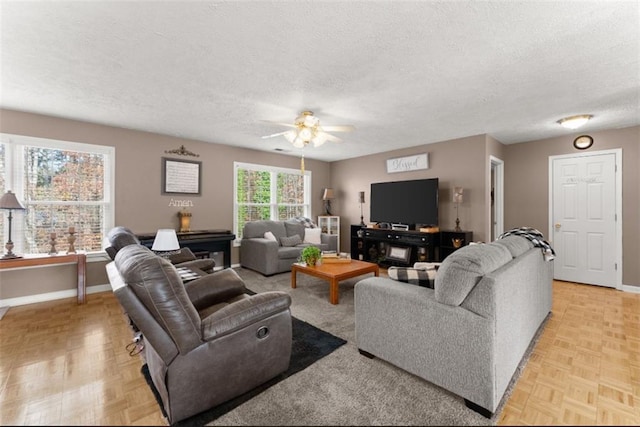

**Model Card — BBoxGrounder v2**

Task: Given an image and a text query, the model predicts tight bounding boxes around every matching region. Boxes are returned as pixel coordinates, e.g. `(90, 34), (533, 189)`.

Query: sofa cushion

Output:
(278, 246), (304, 260)
(494, 235), (533, 258)
(304, 228), (322, 244)
(243, 220), (287, 241)
(284, 220), (306, 239)
(280, 234), (302, 247)
(435, 243), (512, 306)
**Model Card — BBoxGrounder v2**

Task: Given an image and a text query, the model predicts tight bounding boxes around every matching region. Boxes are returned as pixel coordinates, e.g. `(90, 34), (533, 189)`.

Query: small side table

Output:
(0, 253), (87, 304)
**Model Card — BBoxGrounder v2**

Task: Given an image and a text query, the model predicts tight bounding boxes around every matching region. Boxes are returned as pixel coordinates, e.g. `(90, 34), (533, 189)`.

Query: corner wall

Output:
(503, 126), (639, 288)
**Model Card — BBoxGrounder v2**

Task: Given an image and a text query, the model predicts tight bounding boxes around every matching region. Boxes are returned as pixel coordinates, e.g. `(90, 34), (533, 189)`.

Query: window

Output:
(0, 134), (114, 255)
(234, 162), (311, 241)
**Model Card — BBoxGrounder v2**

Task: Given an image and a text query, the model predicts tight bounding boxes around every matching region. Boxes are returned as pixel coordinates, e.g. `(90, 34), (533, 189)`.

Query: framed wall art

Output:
(386, 245), (411, 263)
(162, 157), (202, 195)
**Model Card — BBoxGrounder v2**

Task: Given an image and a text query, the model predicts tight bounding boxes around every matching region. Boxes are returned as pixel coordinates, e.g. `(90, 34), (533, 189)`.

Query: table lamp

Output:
(453, 187), (464, 232)
(358, 191), (366, 226)
(0, 190), (26, 259)
(151, 228), (181, 257)
(322, 188), (335, 215)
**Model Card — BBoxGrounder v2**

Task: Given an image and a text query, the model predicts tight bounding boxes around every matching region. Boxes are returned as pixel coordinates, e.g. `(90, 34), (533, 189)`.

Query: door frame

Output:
(490, 156), (504, 240)
(548, 149), (623, 290)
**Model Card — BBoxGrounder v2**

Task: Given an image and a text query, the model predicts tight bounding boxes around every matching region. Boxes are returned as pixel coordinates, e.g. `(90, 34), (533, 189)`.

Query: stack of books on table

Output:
(321, 252), (352, 264)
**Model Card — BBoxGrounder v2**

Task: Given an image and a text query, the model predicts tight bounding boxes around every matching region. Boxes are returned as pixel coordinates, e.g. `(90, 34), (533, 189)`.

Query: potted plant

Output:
(301, 246), (321, 266)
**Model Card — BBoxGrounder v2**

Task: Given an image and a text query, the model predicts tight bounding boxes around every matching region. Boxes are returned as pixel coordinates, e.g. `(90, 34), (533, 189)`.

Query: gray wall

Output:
(1, 109), (637, 303)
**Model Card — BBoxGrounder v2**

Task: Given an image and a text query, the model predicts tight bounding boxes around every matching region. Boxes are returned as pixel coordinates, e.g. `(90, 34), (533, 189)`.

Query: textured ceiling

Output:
(1, 1), (638, 162)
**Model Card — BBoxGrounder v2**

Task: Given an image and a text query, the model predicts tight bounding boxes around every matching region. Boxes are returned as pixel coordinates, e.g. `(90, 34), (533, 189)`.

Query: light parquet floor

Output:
(0, 280), (638, 426)
(498, 281), (640, 426)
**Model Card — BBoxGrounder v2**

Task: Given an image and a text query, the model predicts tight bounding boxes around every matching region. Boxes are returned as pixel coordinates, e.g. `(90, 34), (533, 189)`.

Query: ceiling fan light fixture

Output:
(557, 114), (593, 129)
(299, 127), (312, 141)
(292, 137), (305, 148)
(312, 133), (328, 147)
(284, 130), (297, 143)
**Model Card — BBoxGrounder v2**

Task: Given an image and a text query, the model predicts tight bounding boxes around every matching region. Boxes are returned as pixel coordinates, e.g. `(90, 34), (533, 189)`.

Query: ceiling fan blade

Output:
(321, 125), (355, 132)
(260, 120), (297, 128)
(261, 131), (290, 139)
(322, 132), (343, 142)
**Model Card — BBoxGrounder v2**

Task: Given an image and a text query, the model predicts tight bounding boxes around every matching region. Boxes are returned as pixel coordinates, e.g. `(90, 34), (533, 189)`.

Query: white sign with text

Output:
(386, 153), (429, 173)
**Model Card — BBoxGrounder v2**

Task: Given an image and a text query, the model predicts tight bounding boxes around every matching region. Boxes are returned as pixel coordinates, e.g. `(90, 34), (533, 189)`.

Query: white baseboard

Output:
(0, 283), (112, 307)
(0, 265), (244, 307)
(622, 284), (640, 294)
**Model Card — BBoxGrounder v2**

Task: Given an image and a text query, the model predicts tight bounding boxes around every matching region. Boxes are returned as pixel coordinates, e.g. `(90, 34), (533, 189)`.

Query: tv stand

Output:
(350, 225), (438, 267)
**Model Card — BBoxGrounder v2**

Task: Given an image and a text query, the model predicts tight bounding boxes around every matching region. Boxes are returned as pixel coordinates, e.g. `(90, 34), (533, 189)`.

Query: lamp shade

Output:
(322, 188), (335, 200)
(358, 191), (365, 203)
(0, 190), (25, 210)
(151, 229), (180, 251)
(453, 187), (464, 203)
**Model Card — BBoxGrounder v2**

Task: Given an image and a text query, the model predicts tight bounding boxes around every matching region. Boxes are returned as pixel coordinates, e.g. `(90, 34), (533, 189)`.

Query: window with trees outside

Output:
(0, 134), (114, 255)
(234, 162), (311, 242)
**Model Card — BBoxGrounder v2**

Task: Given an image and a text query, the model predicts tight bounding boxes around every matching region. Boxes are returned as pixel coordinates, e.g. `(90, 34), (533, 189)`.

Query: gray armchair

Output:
(106, 244), (292, 424)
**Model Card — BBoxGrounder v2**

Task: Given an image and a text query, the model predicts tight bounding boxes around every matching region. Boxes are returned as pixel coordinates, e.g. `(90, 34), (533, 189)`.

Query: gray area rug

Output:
(210, 267), (540, 426)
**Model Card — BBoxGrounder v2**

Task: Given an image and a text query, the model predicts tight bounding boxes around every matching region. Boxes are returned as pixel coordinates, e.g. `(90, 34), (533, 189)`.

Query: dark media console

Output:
(351, 225), (438, 267)
(350, 225), (473, 266)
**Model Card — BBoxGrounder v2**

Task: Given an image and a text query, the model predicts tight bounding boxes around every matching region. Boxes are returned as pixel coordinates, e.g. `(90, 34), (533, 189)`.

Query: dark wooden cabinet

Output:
(350, 225), (438, 267)
(439, 230), (473, 261)
(350, 225), (366, 261)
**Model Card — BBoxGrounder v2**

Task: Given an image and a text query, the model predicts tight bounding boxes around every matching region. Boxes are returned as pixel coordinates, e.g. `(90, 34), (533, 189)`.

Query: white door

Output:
(550, 151), (619, 287)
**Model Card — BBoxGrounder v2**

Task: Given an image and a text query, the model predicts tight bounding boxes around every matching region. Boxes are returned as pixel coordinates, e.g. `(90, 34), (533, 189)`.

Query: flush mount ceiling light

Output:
(557, 114), (593, 129)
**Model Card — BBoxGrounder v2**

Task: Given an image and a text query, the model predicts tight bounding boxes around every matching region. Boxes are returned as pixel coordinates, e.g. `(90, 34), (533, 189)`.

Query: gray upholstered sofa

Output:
(354, 235), (553, 417)
(240, 219), (338, 276)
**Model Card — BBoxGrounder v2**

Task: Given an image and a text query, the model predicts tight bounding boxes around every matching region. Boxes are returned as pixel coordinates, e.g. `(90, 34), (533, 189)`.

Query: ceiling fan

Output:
(261, 111), (355, 148)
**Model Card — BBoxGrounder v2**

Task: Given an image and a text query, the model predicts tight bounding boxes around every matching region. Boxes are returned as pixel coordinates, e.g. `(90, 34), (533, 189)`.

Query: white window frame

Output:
(1, 133), (115, 258)
(233, 161), (311, 245)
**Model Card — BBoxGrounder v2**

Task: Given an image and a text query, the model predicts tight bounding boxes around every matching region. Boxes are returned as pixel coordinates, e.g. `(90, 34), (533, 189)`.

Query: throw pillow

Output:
(388, 267), (436, 288)
(264, 231), (278, 243)
(303, 227), (322, 245)
(280, 234), (302, 247)
(293, 216), (317, 228)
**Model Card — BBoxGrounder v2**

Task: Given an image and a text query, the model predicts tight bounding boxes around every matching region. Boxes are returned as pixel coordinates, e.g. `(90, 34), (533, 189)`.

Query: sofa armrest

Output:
(201, 291), (292, 340)
(321, 233), (338, 252)
(239, 238), (280, 269)
(184, 268), (247, 310)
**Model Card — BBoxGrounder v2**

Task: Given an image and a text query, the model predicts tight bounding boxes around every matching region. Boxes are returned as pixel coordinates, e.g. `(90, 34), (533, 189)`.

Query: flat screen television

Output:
(370, 178), (438, 227)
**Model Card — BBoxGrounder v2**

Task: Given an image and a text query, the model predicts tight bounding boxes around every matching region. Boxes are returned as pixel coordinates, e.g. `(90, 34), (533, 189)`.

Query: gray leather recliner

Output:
(106, 244), (292, 424)
(105, 225), (216, 273)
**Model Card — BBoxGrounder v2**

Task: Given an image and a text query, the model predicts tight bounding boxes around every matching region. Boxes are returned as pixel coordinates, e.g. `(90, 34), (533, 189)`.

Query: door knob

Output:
(554, 223), (561, 229)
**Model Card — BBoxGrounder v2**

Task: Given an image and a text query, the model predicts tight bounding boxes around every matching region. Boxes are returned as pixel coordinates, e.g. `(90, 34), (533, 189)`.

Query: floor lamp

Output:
(0, 190), (26, 259)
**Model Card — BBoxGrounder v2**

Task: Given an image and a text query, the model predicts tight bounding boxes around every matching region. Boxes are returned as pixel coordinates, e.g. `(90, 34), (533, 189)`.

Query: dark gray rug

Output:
(141, 316), (346, 426)
(208, 267), (546, 426)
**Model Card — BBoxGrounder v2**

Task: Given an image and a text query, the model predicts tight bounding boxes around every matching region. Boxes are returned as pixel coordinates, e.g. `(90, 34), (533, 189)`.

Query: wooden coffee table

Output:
(291, 259), (379, 304)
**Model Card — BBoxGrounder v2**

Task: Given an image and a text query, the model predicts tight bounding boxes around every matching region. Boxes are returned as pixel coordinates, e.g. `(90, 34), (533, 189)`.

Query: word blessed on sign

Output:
(386, 153), (429, 173)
